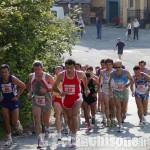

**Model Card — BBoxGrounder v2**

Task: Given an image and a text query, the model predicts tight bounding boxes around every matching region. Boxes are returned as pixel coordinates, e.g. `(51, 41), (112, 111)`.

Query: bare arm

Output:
(144, 74), (150, 91)
(125, 70), (134, 88)
(108, 73), (113, 96)
(78, 71), (88, 90)
(99, 70), (104, 85)
(12, 76), (26, 100)
(77, 71), (90, 96)
(130, 75), (135, 94)
(52, 72), (64, 96)
(46, 74), (55, 92)
(93, 78), (100, 93)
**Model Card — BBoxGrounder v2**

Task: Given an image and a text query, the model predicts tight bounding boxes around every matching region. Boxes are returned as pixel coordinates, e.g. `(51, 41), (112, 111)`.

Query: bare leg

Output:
(54, 102), (62, 133)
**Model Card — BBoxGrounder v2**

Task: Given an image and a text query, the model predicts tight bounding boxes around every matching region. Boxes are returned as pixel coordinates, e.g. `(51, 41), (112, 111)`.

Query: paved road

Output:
(1, 26), (150, 150)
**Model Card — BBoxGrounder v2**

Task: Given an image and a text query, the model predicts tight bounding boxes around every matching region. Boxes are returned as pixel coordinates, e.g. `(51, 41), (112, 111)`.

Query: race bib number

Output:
(137, 84), (145, 89)
(136, 84), (148, 94)
(64, 84), (75, 95)
(115, 82), (124, 91)
(35, 95), (45, 106)
(1, 84), (13, 93)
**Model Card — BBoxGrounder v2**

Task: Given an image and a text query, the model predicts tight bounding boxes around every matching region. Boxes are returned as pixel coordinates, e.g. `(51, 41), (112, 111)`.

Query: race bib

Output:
(136, 84), (148, 94)
(64, 84), (75, 95)
(115, 82), (124, 91)
(1, 84), (13, 93)
(35, 95), (45, 106)
(137, 84), (145, 89)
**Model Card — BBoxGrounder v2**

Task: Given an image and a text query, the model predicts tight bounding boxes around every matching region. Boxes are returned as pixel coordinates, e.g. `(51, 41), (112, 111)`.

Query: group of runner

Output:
(0, 58), (150, 149)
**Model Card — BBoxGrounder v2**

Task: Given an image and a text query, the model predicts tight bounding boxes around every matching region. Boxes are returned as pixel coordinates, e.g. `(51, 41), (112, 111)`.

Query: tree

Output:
(0, 0), (79, 125)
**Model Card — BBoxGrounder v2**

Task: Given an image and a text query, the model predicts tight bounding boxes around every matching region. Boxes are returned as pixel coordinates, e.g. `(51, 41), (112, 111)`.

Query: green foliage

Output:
(0, 0), (79, 129)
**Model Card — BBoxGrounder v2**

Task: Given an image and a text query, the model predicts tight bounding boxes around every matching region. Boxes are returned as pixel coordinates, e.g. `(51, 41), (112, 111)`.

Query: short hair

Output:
(0, 64), (10, 70)
(32, 61), (43, 67)
(87, 66), (93, 71)
(105, 58), (113, 65)
(55, 65), (63, 70)
(100, 59), (105, 64)
(75, 63), (81, 69)
(65, 59), (76, 66)
(139, 60), (146, 66)
(85, 72), (91, 78)
(133, 65), (141, 70)
(114, 59), (122, 66)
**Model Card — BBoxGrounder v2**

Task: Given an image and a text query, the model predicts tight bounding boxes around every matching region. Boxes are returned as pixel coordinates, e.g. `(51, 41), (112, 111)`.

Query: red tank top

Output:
(62, 70), (81, 96)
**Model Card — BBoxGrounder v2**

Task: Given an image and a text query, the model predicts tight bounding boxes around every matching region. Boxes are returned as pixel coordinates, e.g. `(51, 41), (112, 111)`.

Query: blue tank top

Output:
(0, 75), (17, 101)
(134, 73), (149, 94)
(112, 69), (128, 91)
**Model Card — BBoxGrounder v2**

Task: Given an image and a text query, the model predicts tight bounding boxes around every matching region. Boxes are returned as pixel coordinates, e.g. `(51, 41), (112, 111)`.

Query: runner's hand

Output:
(11, 96), (18, 101)
(84, 89), (90, 97)
(40, 87), (47, 94)
(27, 92), (32, 99)
(59, 91), (66, 97)
(92, 93), (97, 97)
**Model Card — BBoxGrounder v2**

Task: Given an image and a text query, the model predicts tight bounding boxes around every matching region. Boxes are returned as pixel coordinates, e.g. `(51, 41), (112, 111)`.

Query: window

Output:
(129, 0), (133, 8)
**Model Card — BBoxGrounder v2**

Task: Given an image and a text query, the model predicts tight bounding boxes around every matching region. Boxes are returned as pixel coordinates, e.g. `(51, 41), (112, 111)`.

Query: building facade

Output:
(56, 0), (150, 28)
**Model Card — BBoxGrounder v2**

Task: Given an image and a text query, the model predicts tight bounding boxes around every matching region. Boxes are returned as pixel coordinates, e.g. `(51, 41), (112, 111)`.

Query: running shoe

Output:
(57, 133), (62, 141)
(139, 121), (144, 127)
(5, 139), (13, 146)
(106, 119), (111, 127)
(91, 117), (95, 124)
(45, 127), (51, 132)
(101, 117), (106, 124)
(86, 124), (91, 130)
(37, 139), (44, 149)
(70, 137), (76, 148)
(117, 125), (123, 132)
(143, 112), (147, 116)
(111, 119), (116, 127)
(64, 127), (69, 135)
(122, 113), (126, 119)
(142, 116), (146, 124)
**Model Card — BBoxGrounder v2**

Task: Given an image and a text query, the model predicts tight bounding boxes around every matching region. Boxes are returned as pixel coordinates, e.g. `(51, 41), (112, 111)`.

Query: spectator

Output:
(133, 18), (140, 40)
(96, 17), (102, 39)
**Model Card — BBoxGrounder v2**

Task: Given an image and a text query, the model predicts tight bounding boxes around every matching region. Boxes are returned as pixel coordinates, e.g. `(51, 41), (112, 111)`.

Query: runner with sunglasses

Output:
(109, 60), (133, 132)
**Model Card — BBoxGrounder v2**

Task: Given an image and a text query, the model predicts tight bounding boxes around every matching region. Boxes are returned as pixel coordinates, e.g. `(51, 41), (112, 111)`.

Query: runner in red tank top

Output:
(53, 59), (89, 148)
(62, 69), (81, 109)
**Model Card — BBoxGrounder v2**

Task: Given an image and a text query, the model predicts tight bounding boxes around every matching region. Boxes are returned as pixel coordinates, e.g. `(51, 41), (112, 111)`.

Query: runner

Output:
(139, 60), (150, 75)
(96, 59), (106, 123)
(27, 61), (54, 149)
(109, 60), (133, 132)
(0, 64), (26, 146)
(53, 65), (68, 141)
(99, 58), (115, 127)
(81, 72), (99, 130)
(131, 65), (150, 126)
(53, 59), (89, 148)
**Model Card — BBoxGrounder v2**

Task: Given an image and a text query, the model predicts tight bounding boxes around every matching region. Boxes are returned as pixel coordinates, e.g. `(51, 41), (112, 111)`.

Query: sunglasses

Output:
(114, 66), (121, 69)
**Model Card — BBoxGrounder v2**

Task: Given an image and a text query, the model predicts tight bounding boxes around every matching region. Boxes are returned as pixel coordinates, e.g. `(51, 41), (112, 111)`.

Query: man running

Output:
(27, 61), (54, 149)
(53, 59), (89, 148)
(81, 72), (99, 129)
(53, 65), (69, 140)
(109, 60), (133, 132)
(99, 58), (115, 127)
(0, 64), (26, 146)
(131, 65), (150, 126)
(139, 60), (150, 75)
